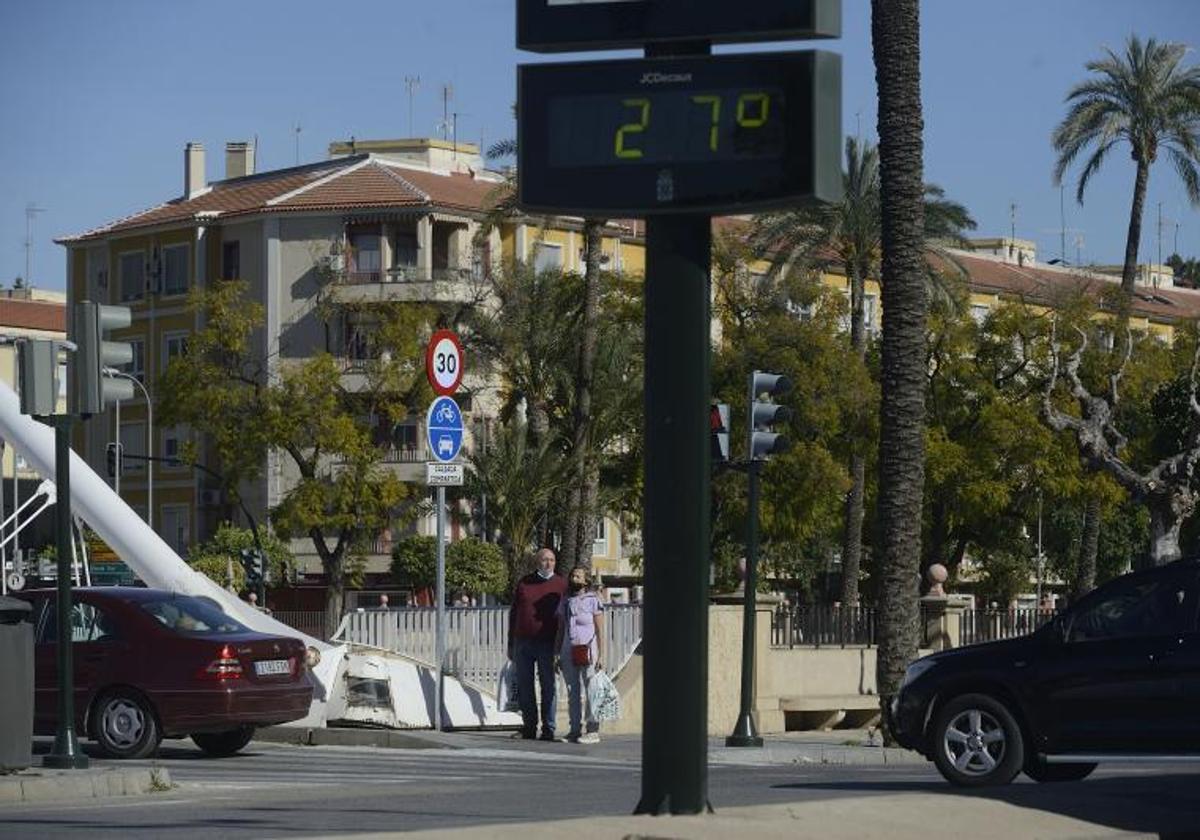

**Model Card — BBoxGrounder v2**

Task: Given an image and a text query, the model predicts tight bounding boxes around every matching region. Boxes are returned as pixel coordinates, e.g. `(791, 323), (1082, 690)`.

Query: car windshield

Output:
(139, 595), (248, 636)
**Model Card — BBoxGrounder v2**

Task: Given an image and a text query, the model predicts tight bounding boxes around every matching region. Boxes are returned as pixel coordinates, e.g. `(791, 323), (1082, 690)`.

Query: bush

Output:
(391, 535), (508, 598)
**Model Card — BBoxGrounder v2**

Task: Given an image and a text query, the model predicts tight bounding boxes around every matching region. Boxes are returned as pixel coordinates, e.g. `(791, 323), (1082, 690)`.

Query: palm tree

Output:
(870, 0), (927, 739)
(1052, 35), (1200, 298)
(752, 138), (974, 607)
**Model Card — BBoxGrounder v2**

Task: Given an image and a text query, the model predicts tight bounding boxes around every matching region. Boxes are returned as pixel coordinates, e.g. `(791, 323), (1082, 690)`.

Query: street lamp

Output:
(104, 367), (151, 530)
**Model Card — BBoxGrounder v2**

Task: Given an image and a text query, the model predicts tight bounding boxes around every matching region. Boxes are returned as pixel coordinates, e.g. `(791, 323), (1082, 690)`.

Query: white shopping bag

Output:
(588, 669), (621, 722)
(496, 660), (521, 713)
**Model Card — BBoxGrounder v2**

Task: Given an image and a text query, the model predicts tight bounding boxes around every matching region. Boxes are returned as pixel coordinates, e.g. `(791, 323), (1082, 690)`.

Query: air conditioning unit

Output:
(199, 489), (222, 507)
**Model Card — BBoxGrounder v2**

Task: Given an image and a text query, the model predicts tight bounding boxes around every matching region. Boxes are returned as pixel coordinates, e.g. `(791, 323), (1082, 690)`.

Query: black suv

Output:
(889, 558), (1200, 786)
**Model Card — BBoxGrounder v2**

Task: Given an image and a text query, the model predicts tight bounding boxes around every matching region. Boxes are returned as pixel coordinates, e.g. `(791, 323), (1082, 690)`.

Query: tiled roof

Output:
(0, 299), (66, 333)
(947, 252), (1200, 321)
(58, 156), (504, 243)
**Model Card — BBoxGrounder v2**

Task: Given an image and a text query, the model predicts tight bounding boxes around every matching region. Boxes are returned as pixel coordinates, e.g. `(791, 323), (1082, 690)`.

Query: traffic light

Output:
(238, 548), (270, 585)
(710, 403), (730, 463)
(70, 301), (135, 417)
(747, 370), (792, 461)
(105, 442), (124, 478)
(17, 339), (59, 417)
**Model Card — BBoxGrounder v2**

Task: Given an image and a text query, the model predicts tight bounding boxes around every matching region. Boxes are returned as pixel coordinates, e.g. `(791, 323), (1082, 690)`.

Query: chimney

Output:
(225, 141), (255, 179)
(185, 142), (206, 197)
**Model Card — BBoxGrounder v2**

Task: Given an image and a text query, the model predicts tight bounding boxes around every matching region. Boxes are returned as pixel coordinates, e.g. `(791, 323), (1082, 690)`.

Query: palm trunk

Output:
(1073, 495), (1100, 600)
(1119, 160), (1151, 296)
(840, 262), (869, 607)
(839, 452), (866, 606)
(566, 219), (604, 571)
(871, 0), (927, 742)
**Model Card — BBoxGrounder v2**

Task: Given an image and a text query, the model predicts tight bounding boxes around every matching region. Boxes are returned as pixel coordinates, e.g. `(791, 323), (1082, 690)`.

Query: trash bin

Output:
(0, 596), (34, 772)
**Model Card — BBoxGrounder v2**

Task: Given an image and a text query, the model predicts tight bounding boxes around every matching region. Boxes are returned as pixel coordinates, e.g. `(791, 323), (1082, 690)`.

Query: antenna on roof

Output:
(405, 76), (421, 137)
(24, 203), (46, 287)
(438, 83), (454, 140)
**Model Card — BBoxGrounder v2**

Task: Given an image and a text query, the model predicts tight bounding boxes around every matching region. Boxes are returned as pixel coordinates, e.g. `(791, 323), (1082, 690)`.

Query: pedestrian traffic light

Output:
(17, 339), (59, 417)
(710, 403), (730, 463)
(105, 442), (124, 478)
(748, 370), (792, 461)
(70, 301), (134, 417)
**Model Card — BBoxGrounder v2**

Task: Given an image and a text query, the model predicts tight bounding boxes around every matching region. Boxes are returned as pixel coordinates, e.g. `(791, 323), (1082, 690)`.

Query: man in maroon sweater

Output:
(507, 547), (567, 740)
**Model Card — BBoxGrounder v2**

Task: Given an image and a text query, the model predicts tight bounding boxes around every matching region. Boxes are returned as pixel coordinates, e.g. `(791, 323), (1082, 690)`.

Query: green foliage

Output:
(186, 523), (294, 590)
(390, 535), (508, 598)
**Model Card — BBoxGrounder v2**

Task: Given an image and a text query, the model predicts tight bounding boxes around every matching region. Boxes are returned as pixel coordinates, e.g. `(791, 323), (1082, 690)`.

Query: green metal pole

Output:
(43, 414), (88, 769)
(634, 213), (712, 815)
(726, 458), (763, 746)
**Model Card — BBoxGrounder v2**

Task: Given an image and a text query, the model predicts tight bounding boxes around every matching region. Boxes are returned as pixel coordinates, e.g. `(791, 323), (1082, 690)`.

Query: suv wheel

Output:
(93, 690), (162, 760)
(1024, 759), (1096, 783)
(931, 693), (1024, 787)
(192, 727), (256, 757)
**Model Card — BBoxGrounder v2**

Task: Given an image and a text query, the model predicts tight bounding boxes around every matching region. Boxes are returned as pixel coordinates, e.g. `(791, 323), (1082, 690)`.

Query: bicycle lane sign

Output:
(426, 395), (464, 463)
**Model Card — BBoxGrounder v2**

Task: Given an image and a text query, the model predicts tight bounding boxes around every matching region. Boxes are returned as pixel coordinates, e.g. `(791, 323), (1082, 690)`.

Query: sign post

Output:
(425, 332), (464, 731)
(515, 0), (842, 814)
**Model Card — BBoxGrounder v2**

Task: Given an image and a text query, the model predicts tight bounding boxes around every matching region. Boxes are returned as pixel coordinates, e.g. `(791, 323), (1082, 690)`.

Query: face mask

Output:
(569, 581), (584, 593)
(537, 569), (553, 580)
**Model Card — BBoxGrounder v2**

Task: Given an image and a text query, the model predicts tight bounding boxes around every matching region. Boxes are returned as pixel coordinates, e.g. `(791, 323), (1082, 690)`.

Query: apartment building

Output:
(58, 138), (645, 589)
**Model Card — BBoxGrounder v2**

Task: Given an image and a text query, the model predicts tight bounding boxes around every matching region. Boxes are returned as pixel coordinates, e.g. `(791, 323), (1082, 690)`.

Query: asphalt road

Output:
(3, 736), (1199, 838)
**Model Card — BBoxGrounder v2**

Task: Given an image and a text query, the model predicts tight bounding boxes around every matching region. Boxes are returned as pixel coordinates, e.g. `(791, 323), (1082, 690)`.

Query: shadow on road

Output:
(775, 771), (1200, 836)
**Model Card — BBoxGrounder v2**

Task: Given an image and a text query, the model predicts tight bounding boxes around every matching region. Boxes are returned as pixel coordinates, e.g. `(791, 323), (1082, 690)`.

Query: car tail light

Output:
(198, 644), (243, 680)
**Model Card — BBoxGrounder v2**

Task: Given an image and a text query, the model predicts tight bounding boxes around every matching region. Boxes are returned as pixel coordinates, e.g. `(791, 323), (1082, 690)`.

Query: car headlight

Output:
(900, 658), (937, 690)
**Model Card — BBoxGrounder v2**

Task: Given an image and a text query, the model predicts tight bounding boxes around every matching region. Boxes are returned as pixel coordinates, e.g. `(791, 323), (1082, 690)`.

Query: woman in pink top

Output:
(555, 565), (605, 744)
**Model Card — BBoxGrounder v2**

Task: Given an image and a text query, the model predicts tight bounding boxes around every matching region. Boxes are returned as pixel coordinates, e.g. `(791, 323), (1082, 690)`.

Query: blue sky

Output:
(0, 0), (1196, 291)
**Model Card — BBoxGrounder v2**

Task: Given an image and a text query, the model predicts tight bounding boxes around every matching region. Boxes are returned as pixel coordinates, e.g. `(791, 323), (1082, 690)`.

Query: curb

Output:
(0, 767), (171, 805)
(256, 726), (460, 751)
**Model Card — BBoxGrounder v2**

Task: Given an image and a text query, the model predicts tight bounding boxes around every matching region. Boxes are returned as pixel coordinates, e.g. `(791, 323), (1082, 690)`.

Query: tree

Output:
(390, 535), (507, 600)
(158, 279), (421, 637)
(871, 0), (928, 737)
(751, 137), (975, 605)
(1052, 35), (1200, 298)
(187, 523), (295, 592)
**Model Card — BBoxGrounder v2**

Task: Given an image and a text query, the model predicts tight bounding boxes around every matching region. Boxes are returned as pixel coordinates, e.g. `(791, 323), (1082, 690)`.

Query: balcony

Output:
(329, 266), (479, 305)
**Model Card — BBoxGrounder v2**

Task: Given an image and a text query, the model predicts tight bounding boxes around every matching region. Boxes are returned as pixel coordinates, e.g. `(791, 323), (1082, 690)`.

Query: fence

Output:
(958, 607), (1051, 646)
(273, 610), (328, 642)
(333, 604), (644, 692)
(770, 603), (1051, 649)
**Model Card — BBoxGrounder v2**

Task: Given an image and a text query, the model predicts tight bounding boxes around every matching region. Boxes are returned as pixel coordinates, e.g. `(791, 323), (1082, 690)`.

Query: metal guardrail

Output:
(332, 604), (643, 692)
(339, 267), (474, 286)
(272, 610), (328, 642)
(771, 604), (878, 648)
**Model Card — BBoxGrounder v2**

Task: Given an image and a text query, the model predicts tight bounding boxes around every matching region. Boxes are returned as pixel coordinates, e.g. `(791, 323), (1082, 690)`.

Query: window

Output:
(159, 505), (190, 556)
(39, 601), (121, 644)
(164, 332), (189, 363)
(1067, 573), (1195, 642)
(222, 240), (240, 281)
(392, 421), (419, 451)
(123, 338), (145, 382)
(163, 425), (187, 463)
(533, 242), (563, 272)
(350, 230), (382, 279)
(593, 517), (608, 555)
(120, 422), (146, 472)
(119, 251), (144, 301)
(391, 231), (417, 268)
(139, 595), (246, 636)
(162, 243), (189, 295)
(971, 304), (990, 326)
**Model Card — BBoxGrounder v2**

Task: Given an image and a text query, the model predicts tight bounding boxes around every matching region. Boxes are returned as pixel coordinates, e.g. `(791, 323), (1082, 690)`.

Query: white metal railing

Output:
(333, 604), (643, 692)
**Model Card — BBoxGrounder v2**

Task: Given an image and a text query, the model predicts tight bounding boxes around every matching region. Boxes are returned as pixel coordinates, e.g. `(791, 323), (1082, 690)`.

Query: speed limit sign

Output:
(426, 329), (464, 395)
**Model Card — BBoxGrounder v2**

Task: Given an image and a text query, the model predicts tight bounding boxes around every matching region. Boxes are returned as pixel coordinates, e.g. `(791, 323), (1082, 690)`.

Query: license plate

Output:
(254, 659), (290, 676)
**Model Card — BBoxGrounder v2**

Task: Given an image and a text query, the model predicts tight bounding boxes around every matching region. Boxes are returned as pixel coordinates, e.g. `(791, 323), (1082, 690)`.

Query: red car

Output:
(17, 587), (314, 759)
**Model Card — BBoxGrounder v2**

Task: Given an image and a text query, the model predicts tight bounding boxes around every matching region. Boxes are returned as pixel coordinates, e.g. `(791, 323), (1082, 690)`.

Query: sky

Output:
(0, 0), (1197, 291)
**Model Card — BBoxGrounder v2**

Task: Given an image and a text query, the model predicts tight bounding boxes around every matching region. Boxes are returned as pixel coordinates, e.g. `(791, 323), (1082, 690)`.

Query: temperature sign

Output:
(426, 329), (464, 396)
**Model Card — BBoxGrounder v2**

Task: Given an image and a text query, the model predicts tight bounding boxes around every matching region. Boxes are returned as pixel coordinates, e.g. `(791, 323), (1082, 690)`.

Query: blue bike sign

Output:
(426, 396), (464, 463)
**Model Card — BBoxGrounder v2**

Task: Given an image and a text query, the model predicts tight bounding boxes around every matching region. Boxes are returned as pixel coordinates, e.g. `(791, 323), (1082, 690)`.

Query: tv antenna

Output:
(24, 203), (47, 286)
(437, 83), (454, 140)
(404, 76), (421, 137)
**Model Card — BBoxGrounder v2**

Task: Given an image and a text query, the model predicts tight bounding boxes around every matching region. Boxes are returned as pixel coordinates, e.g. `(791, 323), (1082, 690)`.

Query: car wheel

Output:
(192, 727), (256, 757)
(93, 690), (161, 760)
(1024, 759), (1096, 783)
(931, 693), (1024, 787)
